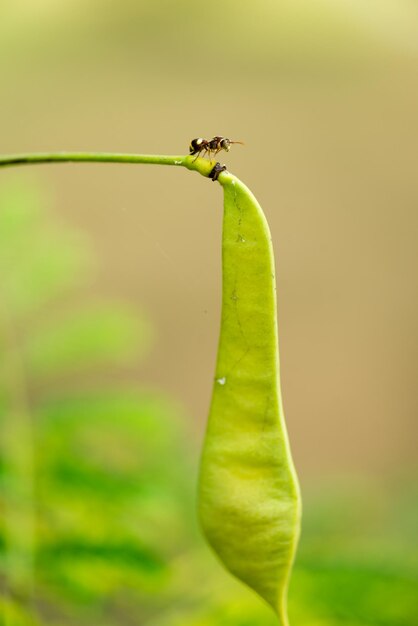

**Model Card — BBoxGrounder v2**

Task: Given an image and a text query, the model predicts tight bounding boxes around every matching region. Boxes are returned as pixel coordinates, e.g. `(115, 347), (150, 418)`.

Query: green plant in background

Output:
(0, 179), (196, 625)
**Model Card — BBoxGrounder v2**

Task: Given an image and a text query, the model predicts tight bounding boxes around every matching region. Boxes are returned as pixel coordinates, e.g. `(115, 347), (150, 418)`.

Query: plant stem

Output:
(0, 152), (217, 178)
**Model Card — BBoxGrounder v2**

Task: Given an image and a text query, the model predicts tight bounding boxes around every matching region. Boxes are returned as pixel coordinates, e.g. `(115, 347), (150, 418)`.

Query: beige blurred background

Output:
(1, 0), (417, 484)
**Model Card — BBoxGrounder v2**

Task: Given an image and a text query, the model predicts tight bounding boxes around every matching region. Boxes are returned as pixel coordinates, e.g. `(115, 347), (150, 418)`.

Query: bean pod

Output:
(198, 172), (301, 625)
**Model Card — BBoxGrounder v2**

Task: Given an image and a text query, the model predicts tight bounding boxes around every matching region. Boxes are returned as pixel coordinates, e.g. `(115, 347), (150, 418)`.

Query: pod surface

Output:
(198, 173), (301, 625)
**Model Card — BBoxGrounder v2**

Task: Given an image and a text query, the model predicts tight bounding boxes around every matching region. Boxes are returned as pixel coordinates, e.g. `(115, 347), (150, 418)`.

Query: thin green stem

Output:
(0, 152), (218, 178)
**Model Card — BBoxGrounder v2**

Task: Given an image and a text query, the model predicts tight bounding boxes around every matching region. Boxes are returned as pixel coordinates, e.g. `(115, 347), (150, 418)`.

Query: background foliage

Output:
(0, 182), (417, 625)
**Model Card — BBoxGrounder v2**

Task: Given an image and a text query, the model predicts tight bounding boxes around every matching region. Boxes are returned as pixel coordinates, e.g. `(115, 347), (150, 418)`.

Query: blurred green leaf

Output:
(25, 305), (151, 378)
(0, 178), (189, 624)
(0, 180), (92, 317)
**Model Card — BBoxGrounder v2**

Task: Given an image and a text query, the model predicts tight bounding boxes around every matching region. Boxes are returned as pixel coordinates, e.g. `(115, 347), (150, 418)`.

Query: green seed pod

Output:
(198, 173), (301, 625)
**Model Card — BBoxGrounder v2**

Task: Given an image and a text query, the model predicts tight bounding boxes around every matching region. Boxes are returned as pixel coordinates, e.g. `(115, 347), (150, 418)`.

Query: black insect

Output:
(189, 136), (244, 160)
(209, 162), (227, 182)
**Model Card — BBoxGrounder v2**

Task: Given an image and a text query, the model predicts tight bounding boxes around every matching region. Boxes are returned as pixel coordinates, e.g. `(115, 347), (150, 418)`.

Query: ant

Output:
(189, 136), (244, 161)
